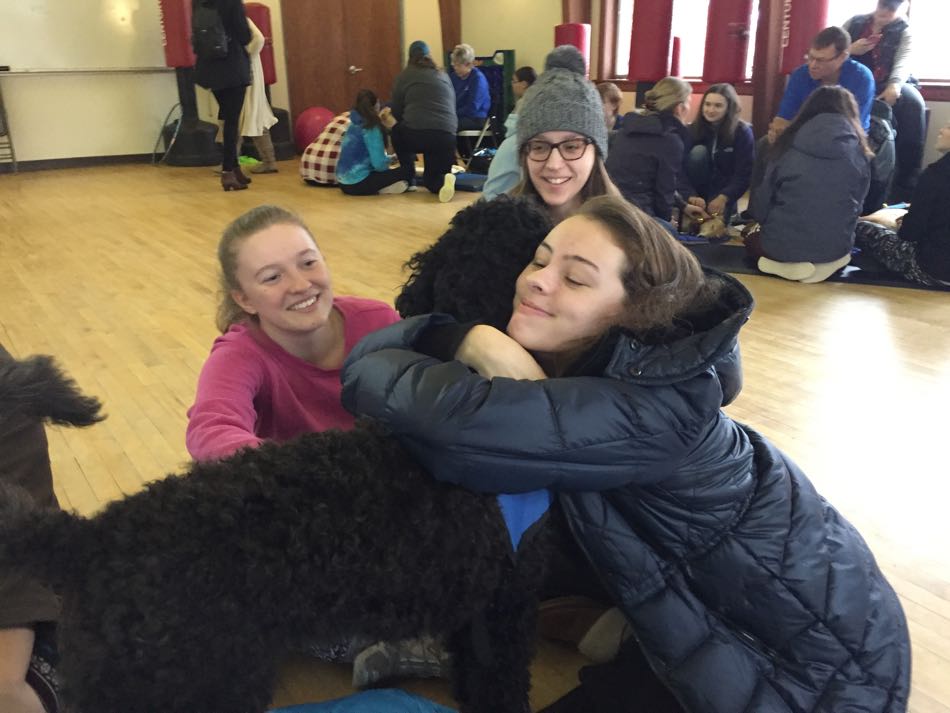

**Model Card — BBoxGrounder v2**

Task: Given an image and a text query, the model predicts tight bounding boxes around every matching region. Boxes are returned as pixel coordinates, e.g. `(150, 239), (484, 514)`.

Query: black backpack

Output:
(191, 0), (229, 61)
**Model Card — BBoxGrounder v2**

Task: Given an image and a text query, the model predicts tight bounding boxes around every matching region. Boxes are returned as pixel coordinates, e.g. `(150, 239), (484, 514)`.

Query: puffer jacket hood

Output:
(608, 270), (752, 388)
(790, 112), (864, 160)
(622, 111), (674, 137)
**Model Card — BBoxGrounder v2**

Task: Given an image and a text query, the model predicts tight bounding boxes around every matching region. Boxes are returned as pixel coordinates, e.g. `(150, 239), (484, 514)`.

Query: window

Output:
(614, 0), (634, 77)
(605, 0), (759, 82)
(827, 0), (950, 81)
(602, 0), (948, 85)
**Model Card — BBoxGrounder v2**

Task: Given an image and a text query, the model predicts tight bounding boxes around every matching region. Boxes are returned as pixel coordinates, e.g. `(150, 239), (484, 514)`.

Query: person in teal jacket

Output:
(337, 90), (408, 196)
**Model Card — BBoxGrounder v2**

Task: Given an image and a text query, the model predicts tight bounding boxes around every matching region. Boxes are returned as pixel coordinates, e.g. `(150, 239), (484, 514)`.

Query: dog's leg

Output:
(58, 605), (281, 713)
(448, 573), (538, 713)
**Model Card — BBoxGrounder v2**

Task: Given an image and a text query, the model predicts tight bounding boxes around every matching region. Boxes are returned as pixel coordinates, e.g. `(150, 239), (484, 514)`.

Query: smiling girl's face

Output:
(507, 215), (628, 362)
(231, 223), (335, 343)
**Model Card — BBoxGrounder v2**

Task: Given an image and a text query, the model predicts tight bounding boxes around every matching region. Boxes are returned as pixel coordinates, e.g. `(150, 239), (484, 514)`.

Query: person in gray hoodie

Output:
(749, 86), (872, 283)
(389, 40), (458, 200)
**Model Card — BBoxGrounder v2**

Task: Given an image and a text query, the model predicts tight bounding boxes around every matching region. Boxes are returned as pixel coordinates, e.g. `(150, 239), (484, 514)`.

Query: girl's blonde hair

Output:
(643, 77), (692, 115)
(215, 205), (316, 333)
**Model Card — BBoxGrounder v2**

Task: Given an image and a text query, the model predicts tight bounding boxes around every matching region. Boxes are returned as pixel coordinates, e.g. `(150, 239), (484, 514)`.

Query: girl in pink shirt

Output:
(187, 205), (399, 461)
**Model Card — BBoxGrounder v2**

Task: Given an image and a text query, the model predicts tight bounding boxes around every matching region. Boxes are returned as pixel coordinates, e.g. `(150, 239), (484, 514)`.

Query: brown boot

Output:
(251, 131), (279, 173)
(233, 164), (252, 185)
(220, 170), (248, 191)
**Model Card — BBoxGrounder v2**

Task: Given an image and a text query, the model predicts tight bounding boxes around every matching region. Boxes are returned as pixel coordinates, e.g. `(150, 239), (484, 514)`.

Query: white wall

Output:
(4, 71), (179, 161)
(460, 0), (562, 73)
(3, 0), (291, 163)
(404, 0), (444, 70)
(4, 0), (947, 164)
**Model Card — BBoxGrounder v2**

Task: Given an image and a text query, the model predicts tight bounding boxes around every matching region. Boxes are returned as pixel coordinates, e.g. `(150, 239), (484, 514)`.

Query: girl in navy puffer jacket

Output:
(342, 195), (910, 713)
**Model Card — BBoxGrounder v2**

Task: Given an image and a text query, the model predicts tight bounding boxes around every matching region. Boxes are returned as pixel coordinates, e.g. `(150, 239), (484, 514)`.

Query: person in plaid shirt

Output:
(300, 113), (351, 186)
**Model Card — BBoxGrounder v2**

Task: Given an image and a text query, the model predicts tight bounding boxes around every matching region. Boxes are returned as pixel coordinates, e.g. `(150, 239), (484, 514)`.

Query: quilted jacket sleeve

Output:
(342, 316), (717, 494)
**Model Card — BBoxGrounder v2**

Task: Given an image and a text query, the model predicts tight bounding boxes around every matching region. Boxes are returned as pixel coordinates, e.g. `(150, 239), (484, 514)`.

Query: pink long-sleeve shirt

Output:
(186, 296), (399, 461)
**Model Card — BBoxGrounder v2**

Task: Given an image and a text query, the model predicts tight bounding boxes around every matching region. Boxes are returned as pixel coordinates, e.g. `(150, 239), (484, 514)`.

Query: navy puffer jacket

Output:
(341, 271), (910, 713)
(606, 111), (694, 221)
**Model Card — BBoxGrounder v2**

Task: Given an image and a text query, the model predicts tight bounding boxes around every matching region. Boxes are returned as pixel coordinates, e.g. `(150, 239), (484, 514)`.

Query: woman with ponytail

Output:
(336, 89), (409, 196)
(605, 77), (703, 231)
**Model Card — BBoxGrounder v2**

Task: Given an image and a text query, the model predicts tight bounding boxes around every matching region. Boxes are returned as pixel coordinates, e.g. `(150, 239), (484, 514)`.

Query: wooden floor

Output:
(1, 160), (948, 711)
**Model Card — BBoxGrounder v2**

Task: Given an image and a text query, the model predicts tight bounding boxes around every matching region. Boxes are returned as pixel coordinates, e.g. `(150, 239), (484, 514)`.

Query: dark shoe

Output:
(26, 653), (61, 713)
(351, 637), (450, 688)
(233, 165), (252, 185)
(221, 171), (248, 191)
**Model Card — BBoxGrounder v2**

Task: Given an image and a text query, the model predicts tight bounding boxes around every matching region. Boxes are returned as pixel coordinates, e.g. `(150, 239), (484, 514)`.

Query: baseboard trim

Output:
(0, 154), (154, 174)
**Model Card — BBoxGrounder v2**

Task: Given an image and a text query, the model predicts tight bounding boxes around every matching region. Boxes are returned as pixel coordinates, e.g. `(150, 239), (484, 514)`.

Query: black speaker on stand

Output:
(162, 67), (221, 166)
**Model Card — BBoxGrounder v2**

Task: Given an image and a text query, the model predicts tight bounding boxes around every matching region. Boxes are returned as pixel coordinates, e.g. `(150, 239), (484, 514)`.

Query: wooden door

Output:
(281, 0), (402, 122)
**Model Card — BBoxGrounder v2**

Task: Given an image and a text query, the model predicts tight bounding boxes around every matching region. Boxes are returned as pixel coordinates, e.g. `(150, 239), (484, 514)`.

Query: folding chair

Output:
(457, 116), (493, 170)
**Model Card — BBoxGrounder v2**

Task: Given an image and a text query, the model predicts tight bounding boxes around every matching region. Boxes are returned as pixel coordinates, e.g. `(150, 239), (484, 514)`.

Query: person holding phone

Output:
(843, 0), (924, 201)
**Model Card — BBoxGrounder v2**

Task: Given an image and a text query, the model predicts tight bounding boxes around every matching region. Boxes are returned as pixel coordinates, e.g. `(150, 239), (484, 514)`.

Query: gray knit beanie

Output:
(517, 45), (608, 158)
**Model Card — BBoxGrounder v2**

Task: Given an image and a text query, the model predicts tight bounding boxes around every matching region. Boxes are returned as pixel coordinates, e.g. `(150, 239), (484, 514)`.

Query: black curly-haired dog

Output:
(0, 197), (556, 713)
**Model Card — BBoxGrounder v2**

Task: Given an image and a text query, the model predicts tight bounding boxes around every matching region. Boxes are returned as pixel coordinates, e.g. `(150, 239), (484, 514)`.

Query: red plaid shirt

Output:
(299, 113), (350, 185)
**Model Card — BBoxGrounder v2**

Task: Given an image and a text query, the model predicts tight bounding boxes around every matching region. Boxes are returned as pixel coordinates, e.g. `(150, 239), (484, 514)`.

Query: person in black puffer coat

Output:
(855, 121), (950, 286)
(192, 0), (252, 191)
(605, 77), (702, 232)
(342, 195), (910, 713)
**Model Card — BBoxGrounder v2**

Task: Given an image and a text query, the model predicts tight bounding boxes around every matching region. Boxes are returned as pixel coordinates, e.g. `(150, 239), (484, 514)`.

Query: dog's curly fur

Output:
(396, 196), (552, 329)
(0, 198), (557, 713)
(0, 358), (545, 713)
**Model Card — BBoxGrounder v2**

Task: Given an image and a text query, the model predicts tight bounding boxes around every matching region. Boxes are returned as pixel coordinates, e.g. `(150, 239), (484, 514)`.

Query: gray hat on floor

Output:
(517, 45), (608, 158)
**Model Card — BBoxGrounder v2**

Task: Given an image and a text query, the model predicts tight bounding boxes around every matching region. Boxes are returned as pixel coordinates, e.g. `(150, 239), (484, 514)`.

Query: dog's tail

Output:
(0, 354), (104, 430)
(0, 482), (88, 588)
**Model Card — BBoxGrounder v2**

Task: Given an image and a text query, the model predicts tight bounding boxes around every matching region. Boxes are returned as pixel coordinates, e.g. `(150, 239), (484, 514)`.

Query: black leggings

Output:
(391, 123), (456, 194)
(212, 85), (246, 172)
(339, 169), (406, 195)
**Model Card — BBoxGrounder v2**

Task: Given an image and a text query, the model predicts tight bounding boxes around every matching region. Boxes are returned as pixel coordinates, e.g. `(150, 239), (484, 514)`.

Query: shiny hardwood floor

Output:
(1, 160), (948, 711)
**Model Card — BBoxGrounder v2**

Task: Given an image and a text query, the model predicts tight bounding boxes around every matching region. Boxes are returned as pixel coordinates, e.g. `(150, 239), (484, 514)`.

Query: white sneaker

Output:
(577, 607), (633, 663)
(379, 180), (409, 195)
(438, 173), (456, 203)
(757, 257), (816, 281)
(798, 254), (851, 283)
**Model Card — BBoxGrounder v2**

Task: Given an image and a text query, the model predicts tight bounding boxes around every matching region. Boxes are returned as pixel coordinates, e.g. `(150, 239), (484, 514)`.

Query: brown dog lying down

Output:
(679, 212), (729, 241)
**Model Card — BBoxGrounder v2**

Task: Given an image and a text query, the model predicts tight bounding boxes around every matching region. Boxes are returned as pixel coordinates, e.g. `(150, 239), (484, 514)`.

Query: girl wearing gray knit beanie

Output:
(512, 45), (620, 223)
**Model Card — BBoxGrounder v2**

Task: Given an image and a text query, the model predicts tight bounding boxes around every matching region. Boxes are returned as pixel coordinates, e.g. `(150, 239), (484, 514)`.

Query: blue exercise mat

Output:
(685, 243), (950, 292)
(453, 172), (486, 192)
(270, 689), (456, 713)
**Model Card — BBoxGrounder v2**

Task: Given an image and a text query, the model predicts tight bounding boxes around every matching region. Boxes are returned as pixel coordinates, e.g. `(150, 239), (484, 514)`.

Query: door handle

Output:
(348, 65), (364, 75)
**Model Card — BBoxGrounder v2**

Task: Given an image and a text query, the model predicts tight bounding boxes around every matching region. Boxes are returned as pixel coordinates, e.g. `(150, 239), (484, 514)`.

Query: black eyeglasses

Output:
(525, 137), (593, 162)
(804, 51), (842, 65)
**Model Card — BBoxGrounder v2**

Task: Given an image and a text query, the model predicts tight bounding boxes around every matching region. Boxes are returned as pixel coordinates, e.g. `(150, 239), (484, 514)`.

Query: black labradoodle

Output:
(0, 354), (546, 713)
(0, 196), (556, 713)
